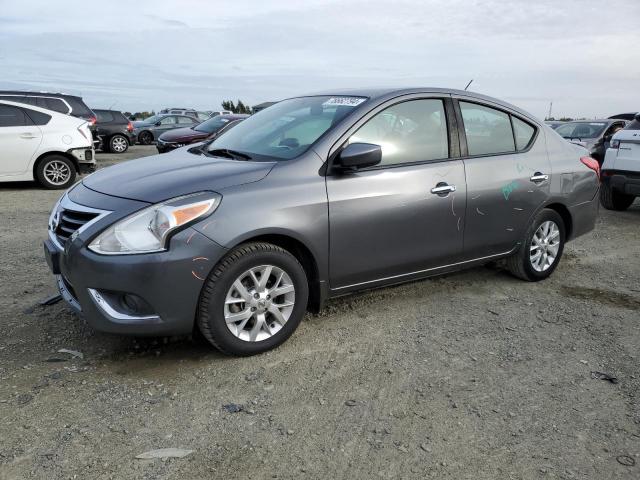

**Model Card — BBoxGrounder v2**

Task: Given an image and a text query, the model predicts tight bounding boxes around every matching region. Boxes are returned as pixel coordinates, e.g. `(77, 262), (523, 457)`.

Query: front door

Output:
(326, 97), (466, 290)
(455, 98), (551, 259)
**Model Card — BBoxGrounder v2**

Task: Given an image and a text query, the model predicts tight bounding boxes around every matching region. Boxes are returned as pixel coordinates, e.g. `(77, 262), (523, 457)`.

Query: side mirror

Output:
(155, 121), (162, 126)
(603, 134), (612, 142)
(335, 143), (382, 170)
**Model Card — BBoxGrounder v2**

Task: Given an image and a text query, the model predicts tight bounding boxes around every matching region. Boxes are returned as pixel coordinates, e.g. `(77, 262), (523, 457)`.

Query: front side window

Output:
(207, 96), (365, 160)
(348, 99), (448, 166)
(0, 105), (29, 127)
(512, 117), (535, 151)
(460, 102), (515, 155)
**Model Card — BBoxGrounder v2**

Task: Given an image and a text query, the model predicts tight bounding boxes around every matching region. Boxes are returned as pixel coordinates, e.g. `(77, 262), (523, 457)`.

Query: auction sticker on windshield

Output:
(322, 97), (367, 107)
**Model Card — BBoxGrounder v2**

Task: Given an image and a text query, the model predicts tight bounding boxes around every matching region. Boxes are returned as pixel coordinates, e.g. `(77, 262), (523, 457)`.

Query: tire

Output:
(506, 208), (565, 282)
(138, 131), (153, 145)
(600, 183), (635, 211)
(109, 134), (129, 153)
(197, 242), (309, 356)
(35, 155), (76, 190)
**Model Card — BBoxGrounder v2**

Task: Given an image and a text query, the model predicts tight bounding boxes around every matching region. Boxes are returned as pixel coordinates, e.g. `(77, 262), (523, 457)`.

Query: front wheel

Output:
(35, 155), (76, 189)
(600, 183), (635, 211)
(506, 209), (565, 281)
(197, 242), (309, 356)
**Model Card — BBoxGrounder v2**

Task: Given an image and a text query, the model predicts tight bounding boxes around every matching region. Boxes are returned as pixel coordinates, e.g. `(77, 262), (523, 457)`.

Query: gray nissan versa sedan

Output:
(44, 88), (600, 356)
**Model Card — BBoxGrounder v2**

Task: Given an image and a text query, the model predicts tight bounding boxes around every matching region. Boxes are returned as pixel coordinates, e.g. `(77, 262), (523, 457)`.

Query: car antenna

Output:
(464, 79), (473, 91)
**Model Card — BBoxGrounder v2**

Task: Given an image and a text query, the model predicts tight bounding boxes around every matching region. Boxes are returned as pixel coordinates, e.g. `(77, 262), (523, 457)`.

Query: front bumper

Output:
(603, 170), (640, 196)
(44, 187), (228, 336)
(156, 141), (183, 153)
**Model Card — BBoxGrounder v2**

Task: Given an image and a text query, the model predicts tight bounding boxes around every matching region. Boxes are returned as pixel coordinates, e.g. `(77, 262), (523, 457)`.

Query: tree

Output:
(221, 100), (252, 114)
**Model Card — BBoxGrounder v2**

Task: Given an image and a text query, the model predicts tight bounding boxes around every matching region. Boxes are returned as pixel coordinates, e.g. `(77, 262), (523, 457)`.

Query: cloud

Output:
(0, 0), (638, 117)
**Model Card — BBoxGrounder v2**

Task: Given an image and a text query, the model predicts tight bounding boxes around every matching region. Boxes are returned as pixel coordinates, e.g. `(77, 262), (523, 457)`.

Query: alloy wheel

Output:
(111, 136), (128, 153)
(224, 265), (295, 342)
(43, 160), (71, 186)
(529, 220), (560, 272)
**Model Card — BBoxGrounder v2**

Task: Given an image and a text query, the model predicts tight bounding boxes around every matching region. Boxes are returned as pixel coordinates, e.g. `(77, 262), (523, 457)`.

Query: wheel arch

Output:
(227, 232), (325, 313)
(32, 151), (80, 177)
(542, 202), (573, 240)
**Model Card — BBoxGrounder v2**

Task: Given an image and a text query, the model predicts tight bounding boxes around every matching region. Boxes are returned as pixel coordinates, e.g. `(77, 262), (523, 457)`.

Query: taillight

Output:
(89, 116), (97, 126)
(127, 122), (133, 132)
(580, 156), (600, 180)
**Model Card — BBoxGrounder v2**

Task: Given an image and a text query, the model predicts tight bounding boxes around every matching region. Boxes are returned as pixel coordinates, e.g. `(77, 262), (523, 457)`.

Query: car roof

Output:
(0, 90), (83, 100)
(288, 87), (541, 123)
(94, 108), (123, 114)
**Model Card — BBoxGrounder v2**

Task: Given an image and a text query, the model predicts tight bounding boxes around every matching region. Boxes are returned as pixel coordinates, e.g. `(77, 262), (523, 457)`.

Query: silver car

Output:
(44, 88), (600, 356)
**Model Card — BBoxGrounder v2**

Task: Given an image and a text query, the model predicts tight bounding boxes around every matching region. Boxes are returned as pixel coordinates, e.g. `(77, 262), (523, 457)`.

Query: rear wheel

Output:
(138, 131), (153, 145)
(109, 134), (129, 153)
(35, 155), (76, 190)
(600, 183), (635, 211)
(506, 208), (565, 281)
(197, 242), (309, 356)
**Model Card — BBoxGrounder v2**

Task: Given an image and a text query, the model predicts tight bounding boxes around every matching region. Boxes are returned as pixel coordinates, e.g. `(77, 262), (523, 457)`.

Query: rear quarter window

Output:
(512, 117), (536, 150)
(44, 98), (69, 114)
(23, 108), (51, 125)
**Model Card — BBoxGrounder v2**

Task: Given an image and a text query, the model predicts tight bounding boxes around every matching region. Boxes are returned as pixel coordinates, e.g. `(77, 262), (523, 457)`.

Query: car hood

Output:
(159, 127), (207, 142)
(83, 150), (276, 203)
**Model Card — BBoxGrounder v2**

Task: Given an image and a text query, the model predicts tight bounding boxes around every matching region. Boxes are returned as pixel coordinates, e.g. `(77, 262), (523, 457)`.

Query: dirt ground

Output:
(1, 146), (639, 479)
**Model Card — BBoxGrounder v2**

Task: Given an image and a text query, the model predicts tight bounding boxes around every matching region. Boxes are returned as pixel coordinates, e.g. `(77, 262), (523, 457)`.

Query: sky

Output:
(1, 0), (638, 119)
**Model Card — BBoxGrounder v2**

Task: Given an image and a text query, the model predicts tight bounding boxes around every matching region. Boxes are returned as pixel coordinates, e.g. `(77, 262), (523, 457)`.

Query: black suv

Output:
(0, 90), (96, 126)
(94, 109), (135, 154)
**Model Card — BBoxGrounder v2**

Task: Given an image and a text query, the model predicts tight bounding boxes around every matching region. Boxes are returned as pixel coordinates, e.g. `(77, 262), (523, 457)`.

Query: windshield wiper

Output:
(207, 148), (252, 161)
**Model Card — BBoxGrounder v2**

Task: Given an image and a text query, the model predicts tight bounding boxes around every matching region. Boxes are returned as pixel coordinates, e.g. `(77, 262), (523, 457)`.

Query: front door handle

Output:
(431, 183), (456, 196)
(530, 172), (549, 183)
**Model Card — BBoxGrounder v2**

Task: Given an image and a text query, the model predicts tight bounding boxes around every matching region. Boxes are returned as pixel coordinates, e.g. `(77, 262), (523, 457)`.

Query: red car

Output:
(156, 114), (248, 153)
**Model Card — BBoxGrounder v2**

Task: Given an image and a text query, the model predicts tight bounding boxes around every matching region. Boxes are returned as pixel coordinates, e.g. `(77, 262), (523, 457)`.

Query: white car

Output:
(0, 100), (95, 189)
(601, 113), (640, 210)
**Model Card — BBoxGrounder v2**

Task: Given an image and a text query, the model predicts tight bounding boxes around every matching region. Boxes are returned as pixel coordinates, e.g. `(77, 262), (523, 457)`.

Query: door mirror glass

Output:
(155, 121), (161, 126)
(336, 143), (382, 170)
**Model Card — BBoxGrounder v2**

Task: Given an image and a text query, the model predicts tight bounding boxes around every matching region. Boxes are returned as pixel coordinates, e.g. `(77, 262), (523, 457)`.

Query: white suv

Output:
(601, 113), (640, 210)
(0, 100), (95, 189)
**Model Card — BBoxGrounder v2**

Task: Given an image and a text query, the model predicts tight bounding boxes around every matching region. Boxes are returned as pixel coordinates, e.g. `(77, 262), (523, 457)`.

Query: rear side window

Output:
(96, 111), (114, 122)
(43, 97), (69, 114)
(0, 105), (30, 126)
(512, 117), (535, 150)
(160, 116), (176, 125)
(177, 116), (194, 124)
(349, 98), (449, 166)
(23, 108), (51, 125)
(460, 102), (515, 155)
(65, 97), (92, 117)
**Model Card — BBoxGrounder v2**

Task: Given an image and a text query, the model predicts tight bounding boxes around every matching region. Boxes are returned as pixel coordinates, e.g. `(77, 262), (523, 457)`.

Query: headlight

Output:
(88, 192), (221, 255)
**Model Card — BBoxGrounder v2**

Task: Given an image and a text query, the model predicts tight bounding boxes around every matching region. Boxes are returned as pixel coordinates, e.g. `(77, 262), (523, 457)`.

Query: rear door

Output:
(326, 97), (467, 290)
(454, 98), (550, 259)
(0, 105), (42, 176)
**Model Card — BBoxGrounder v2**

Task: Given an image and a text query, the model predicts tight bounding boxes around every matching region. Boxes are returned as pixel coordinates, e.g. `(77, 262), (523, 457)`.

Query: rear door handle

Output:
(530, 172), (549, 183)
(20, 133), (38, 139)
(431, 183), (456, 196)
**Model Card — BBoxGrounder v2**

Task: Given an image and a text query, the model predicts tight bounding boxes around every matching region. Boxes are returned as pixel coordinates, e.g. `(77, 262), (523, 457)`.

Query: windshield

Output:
(142, 115), (162, 124)
(194, 116), (234, 134)
(555, 121), (607, 139)
(206, 96), (367, 160)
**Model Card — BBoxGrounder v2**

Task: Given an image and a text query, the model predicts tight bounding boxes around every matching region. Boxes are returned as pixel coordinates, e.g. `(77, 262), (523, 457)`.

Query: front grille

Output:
(55, 208), (99, 245)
